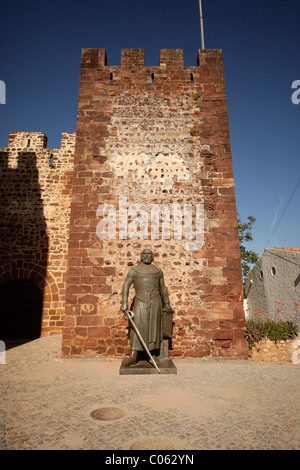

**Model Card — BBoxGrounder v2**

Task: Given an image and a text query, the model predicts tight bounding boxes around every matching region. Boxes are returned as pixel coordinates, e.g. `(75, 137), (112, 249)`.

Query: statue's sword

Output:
(124, 310), (160, 374)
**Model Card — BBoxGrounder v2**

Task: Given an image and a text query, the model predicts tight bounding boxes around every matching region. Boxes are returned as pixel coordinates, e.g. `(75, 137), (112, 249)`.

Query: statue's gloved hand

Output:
(163, 305), (174, 314)
(120, 303), (128, 313)
(122, 307), (134, 321)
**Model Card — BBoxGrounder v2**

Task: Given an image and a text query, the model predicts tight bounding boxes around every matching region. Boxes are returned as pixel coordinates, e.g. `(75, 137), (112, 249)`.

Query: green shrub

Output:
(245, 318), (298, 350)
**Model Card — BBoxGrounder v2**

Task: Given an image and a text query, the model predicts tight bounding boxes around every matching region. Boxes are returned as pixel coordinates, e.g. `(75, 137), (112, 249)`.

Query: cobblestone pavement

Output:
(0, 335), (299, 450)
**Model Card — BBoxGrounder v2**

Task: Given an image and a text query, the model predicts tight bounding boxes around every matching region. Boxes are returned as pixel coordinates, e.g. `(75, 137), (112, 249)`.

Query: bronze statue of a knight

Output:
(120, 249), (174, 367)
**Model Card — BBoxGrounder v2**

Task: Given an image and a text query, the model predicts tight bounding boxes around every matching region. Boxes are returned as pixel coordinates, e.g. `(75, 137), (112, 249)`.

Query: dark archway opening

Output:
(0, 279), (43, 349)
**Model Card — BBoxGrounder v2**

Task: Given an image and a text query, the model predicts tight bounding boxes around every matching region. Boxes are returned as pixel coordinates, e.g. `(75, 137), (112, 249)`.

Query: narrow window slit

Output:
(110, 72), (113, 84)
(27, 139), (30, 147)
(190, 73), (194, 84)
(151, 73), (155, 84)
(50, 154), (54, 164)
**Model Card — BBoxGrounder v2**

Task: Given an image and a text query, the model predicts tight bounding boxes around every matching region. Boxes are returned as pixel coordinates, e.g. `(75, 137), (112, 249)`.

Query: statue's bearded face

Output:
(141, 250), (153, 264)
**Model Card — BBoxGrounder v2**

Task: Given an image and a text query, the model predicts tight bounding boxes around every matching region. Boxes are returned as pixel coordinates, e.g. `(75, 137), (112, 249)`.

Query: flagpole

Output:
(199, 0), (205, 49)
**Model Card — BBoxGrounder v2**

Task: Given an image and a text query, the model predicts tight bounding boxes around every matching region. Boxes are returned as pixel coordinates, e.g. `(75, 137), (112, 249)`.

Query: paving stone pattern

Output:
(0, 335), (299, 450)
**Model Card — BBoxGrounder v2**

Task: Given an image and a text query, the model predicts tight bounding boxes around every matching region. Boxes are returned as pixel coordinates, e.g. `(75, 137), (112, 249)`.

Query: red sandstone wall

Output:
(62, 48), (249, 358)
(0, 132), (75, 336)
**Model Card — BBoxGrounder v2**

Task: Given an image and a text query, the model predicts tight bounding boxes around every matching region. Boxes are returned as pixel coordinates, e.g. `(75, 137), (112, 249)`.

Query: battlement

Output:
(0, 132), (76, 171)
(81, 47), (223, 70)
(1, 132), (76, 151)
(78, 48), (225, 96)
(7, 132), (48, 150)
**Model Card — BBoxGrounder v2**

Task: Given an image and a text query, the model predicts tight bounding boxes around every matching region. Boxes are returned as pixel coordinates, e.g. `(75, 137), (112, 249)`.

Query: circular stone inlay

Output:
(90, 407), (125, 421)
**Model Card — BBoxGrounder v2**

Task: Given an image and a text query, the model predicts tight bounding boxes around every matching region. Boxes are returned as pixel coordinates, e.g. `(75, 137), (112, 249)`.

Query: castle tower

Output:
(62, 48), (249, 358)
(0, 132), (75, 344)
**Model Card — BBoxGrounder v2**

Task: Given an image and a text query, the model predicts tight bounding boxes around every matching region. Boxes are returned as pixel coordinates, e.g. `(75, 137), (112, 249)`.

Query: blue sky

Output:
(0, 0), (299, 258)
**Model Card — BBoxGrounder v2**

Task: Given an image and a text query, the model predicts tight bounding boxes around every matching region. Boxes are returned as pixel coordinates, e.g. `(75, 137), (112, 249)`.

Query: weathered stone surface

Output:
(250, 336), (299, 362)
(62, 48), (248, 359)
(0, 132), (75, 335)
(0, 49), (248, 359)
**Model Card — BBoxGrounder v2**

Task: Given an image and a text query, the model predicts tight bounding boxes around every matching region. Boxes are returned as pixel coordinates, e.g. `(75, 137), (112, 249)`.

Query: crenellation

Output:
(81, 48), (107, 68)
(121, 48), (145, 67)
(159, 49), (184, 68)
(7, 131), (48, 150)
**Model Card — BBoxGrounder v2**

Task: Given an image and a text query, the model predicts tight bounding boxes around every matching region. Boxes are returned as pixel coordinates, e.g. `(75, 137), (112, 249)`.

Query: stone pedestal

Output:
(119, 356), (177, 375)
(120, 341), (177, 375)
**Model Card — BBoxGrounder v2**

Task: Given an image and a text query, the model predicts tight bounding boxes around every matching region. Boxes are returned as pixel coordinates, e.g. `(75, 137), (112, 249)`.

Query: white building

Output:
(244, 247), (300, 328)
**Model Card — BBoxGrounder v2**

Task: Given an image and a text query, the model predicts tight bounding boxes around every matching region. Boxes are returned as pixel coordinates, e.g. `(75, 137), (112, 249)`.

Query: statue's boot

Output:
(123, 351), (138, 367)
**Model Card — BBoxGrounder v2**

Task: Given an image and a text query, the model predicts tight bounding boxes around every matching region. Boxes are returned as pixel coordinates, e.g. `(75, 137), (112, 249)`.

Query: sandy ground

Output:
(1, 334), (300, 450)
